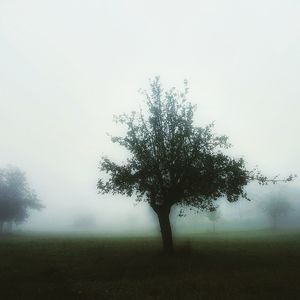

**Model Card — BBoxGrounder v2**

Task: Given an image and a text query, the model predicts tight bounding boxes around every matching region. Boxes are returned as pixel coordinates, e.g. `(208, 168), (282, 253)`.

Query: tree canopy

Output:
(0, 166), (43, 233)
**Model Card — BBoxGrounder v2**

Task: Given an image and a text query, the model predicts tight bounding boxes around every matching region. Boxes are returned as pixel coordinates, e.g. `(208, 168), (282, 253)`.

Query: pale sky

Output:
(0, 0), (299, 232)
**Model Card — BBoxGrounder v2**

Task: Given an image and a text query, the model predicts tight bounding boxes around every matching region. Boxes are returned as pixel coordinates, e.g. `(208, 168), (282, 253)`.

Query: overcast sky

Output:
(0, 0), (299, 232)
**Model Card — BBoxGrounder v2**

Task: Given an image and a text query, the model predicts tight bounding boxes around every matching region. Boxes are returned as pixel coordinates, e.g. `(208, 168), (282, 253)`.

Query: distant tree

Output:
(97, 78), (294, 253)
(261, 194), (291, 230)
(207, 209), (222, 232)
(73, 215), (97, 231)
(0, 166), (43, 233)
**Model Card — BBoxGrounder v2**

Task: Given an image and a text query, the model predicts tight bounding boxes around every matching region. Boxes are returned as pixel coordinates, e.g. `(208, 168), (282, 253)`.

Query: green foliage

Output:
(0, 166), (43, 227)
(98, 78), (253, 213)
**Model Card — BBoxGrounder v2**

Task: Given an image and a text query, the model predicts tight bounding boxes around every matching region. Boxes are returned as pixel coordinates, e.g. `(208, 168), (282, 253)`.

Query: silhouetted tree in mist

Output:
(207, 209), (222, 232)
(261, 194), (291, 230)
(97, 77), (294, 253)
(0, 166), (43, 233)
(73, 215), (97, 231)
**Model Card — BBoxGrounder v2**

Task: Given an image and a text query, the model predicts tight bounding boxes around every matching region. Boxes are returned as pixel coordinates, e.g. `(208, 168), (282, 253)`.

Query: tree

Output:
(73, 214), (97, 231)
(97, 77), (294, 253)
(0, 166), (43, 233)
(261, 193), (291, 230)
(207, 209), (222, 233)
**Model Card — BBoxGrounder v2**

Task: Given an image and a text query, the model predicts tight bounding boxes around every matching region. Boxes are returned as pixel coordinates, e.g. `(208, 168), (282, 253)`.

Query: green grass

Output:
(1, 230), (300, 299)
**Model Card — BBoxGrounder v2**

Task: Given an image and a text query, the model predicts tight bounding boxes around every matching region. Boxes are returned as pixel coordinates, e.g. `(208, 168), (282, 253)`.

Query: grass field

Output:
(0, 230), (300, 299)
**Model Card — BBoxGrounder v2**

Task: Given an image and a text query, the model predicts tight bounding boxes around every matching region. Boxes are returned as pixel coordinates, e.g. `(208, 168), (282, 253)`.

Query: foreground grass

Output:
(0, 231), (300, 299)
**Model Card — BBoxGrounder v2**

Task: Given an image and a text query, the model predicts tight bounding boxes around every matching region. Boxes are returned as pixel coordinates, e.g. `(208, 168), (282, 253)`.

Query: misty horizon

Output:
(1, 0), (299, 234)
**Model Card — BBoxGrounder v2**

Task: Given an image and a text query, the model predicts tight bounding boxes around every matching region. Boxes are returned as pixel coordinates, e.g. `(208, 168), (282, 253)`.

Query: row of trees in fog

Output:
(0, 78), (296, 254)
(205, 195), (292, 232)
(0, 164), (292, 234)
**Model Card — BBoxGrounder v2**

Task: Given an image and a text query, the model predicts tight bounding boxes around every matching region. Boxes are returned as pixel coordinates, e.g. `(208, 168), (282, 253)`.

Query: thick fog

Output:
(0, 0), (299, 234)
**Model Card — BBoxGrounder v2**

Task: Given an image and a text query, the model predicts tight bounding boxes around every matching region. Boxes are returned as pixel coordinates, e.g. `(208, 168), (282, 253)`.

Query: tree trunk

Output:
(156, 207), (174, 254)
